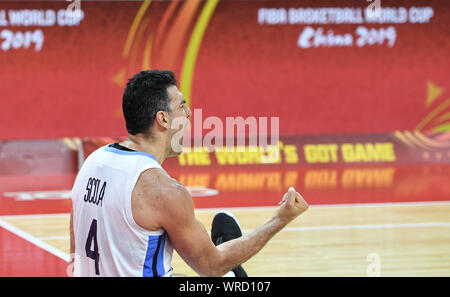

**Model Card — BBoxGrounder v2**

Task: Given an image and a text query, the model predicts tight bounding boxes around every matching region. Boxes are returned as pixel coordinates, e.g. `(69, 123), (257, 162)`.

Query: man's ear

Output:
(155, 111), (169, 128)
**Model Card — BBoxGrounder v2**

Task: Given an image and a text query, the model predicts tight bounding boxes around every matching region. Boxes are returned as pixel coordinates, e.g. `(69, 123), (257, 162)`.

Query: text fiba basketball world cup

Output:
(258, 6), (434, 49)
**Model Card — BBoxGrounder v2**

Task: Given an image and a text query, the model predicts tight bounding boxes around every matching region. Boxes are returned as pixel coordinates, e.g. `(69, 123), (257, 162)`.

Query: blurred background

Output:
(0, 0), (449, 277)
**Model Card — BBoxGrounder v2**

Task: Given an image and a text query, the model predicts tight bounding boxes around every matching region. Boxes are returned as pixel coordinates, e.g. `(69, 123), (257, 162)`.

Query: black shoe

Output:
(211, 211), (248, 277)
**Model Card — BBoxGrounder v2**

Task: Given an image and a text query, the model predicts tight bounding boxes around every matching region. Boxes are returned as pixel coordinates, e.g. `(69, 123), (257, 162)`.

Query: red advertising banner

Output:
(0, 0), (449, 139)
(79, 131), (450, 168)
(1, 132), (449, 215)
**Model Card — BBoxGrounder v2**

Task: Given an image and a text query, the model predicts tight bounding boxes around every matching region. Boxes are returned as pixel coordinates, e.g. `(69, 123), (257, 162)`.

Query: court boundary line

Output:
(0, 200), (449, 220)
(1, 216), (448, 263)
(31, 221), (450, 236)
(194, 200), (450, 213)
(0, 218), (70, 263)
(243, 222), (450, 233)
(1, 200), (450, 220)
(1, 200), (449, 264)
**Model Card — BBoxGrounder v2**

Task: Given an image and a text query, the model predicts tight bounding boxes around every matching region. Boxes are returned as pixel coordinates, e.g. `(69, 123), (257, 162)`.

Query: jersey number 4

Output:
(85, 219), (100, 275)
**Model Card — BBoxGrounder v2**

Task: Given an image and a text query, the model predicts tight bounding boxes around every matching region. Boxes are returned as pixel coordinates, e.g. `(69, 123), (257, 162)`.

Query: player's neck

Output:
(120, 134), (168, 164)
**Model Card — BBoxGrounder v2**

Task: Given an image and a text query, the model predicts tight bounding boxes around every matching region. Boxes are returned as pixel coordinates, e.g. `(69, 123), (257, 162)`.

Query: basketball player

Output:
(70, 70), (308, 277)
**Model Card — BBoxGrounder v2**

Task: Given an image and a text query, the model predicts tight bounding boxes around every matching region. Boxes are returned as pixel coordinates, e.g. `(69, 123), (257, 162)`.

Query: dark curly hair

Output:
(122, 70), (177, 135)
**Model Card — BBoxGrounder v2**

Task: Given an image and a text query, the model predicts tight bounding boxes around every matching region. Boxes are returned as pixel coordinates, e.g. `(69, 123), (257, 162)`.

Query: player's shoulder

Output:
(131, 168), (192, 231)
(136, 168), (194, 224)
(138, 168), (191, 201)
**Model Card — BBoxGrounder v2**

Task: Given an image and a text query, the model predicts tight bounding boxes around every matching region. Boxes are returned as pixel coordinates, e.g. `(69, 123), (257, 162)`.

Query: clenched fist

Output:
(275, 187), (309, 225)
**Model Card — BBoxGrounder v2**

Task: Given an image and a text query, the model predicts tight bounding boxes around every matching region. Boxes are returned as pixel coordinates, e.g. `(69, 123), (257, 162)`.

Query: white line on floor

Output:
(0, 219), (70, 262)
(242, 222), (450, 233)
(0, 200), (449, 263)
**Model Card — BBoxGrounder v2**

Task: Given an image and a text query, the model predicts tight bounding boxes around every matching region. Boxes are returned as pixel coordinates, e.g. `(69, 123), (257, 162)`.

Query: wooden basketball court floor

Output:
(0, 163), (449, 276)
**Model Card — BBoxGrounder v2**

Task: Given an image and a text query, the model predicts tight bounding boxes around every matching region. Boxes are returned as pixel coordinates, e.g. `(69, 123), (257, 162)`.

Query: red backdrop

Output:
(0, 0), (449, 139)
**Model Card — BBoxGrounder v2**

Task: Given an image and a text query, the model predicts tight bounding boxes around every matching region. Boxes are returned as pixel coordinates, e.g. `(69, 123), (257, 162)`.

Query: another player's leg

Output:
(211, 211), (248, 277)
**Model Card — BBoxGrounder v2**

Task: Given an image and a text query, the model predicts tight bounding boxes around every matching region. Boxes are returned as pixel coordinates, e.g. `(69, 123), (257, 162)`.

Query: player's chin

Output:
(168, 141), (184, 157)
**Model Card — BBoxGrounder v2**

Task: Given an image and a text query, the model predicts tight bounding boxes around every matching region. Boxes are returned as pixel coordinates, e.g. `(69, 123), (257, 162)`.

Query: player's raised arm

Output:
(139, 171), (308, 276)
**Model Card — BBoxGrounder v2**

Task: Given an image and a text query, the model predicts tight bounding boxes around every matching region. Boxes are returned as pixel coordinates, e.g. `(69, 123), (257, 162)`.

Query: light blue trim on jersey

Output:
(142, 233), (166, 277)
(104, 145), (158, 163)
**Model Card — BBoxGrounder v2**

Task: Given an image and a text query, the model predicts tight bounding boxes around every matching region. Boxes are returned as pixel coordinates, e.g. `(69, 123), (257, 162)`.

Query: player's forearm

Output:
(213, 215), (287, 276)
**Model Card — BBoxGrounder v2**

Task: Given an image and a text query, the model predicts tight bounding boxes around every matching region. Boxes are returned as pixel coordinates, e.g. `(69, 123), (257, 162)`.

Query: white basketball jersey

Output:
(71, 143), (174, 277)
